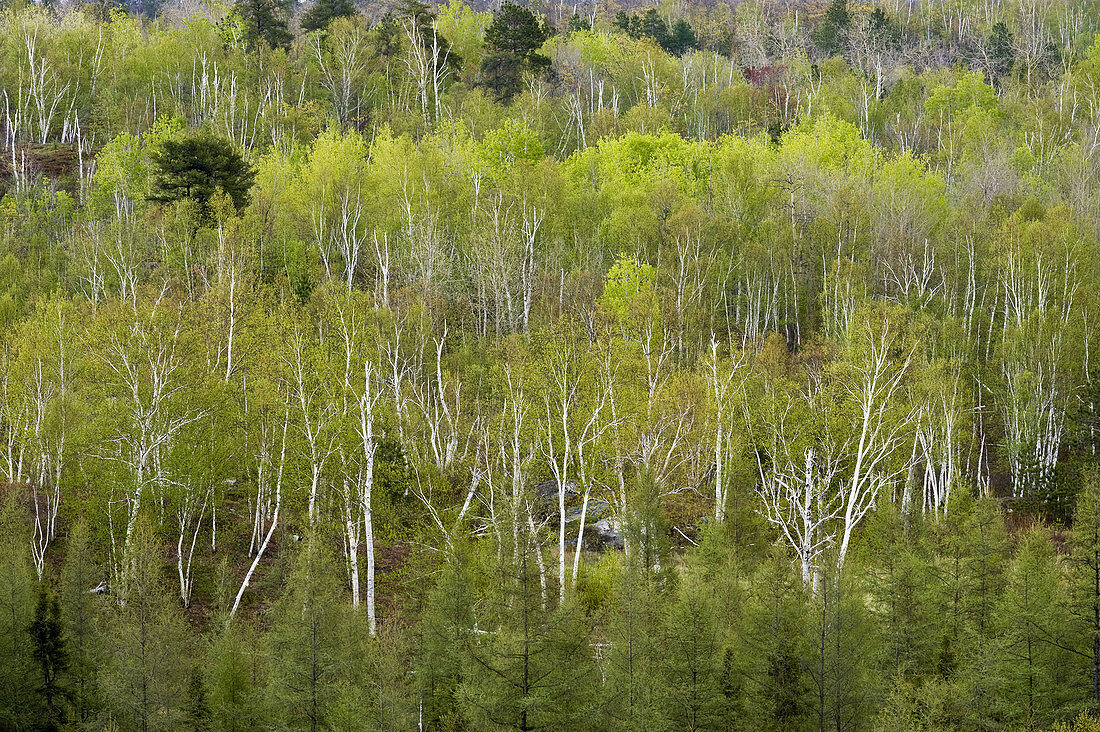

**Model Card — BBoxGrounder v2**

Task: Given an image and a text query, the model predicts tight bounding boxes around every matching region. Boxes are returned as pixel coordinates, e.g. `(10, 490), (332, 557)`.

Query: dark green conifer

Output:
(235, 0), (293, 51)
(301, 0), (356, 34)
(30, 587), (67, 730)
(480, 2), (550, 103)
(149, 131), (256, 219)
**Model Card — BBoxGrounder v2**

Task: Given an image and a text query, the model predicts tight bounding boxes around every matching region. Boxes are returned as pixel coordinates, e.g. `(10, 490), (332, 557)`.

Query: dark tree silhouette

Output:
(480, 2), (550, 103)
(236, 0), (293, 51)
(987, 21), (1016, 85)
(30, 588), (67, 730)
(813, 0), (850, 56)
(150, 131), (256, 218)
(301, 0), (357, 34)
(613, 9), (697, 56)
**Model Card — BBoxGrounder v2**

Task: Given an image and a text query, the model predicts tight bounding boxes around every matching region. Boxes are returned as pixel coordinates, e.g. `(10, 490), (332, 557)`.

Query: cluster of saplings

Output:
(10, 481), (1100, 730)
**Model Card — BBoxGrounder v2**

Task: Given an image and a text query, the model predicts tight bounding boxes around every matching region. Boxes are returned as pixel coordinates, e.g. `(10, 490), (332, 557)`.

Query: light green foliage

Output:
(90, 118), (183, 219)
(1051, 713), (1100, 732)
(599, 254), (658, 327)
(779, 112), (873, 174)
(477, 118), (544, 174)
(3, 3), (1100, 730)
(873, 675), (962, 731)
(925, 71), (1000, 121)
(437, 0), (492, 70)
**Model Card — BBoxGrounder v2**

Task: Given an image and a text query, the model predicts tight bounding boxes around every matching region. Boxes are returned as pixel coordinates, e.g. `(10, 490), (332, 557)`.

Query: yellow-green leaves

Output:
(599, 254), (658, 328)
(778, 112), (872, 174)
(436, 0), (492, 70)
(925, 71), (999, 121)
(477, 118), (543, 180)
(90, 117), (183, 220)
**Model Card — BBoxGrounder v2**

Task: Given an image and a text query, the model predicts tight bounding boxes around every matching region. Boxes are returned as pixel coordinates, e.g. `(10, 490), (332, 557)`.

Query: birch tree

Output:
(310, 17), (369, 129)
(228, 407), (287, 624)
(756, 310), (915, 583)
(299, 127), (371, 288)
(992, 226), (1080, 500)
(284, 324), (339, 527)
(169, 442), (214, 609)
(911, 362), (965, 516)
(14, 301), (73, 579)
(755, 372), (845, 589)
(331, 295), (382, 632)
(406, 323), (466, 475)
(93, 302), (205, 596)
(537, 326), (614, 599)
(834, 314), (915, 572)
(705, 338), (748, 523)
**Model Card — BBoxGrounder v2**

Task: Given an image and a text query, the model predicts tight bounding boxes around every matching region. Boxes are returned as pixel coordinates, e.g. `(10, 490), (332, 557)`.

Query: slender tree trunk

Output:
(228, 415), (286, 624)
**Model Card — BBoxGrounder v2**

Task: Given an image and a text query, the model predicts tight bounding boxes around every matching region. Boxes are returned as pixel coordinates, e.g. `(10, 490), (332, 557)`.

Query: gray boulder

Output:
(565, 498), (609, 523)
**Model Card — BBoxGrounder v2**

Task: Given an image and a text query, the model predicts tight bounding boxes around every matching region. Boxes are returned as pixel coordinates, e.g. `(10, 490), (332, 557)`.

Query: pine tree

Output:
(566, 13), (590, 32)
(690, 519), (756, 662)
(812, 0), (850, 56)
(989, 526), (1073, 726)
(806, 559), (878, 732)
(659, 573), (725, 730)
(480, 2), (550, 103)
(149, 131), (257, 219)
(640, 9), (670, 50)
(59, 519), (102, 727)
(625, 468), (671, 575)
(398, 0), (461, 69)
(186, 666), (211, 730)
(398, 0), (437, 43)
(30, 587), (67, 730)
(98, 518), (192, 731)
(235, 0), (293, 51)
(301, 0), (357, 34)
(666, 19), (698, 56)
(866, 505), (938, 676)
(206, 624), (263, 732)
(741, 554), (810, 731)
(931, 491), (974, 675)
(613, 11), (642, 39)
(962, 497), (1009, 639)
(265, 535), (351, 731)
(1070, 466), (1100, 709)
(418, 539), (476, 730)
(0, 493), (39, 729)
(601, 558), (667, 730)
(458, 531), (598, 730)
(610, 9), (696, 56)
(354, 618), (416, 731)
(937, 496), (1010, 728)
(987, 22), (1016, 84)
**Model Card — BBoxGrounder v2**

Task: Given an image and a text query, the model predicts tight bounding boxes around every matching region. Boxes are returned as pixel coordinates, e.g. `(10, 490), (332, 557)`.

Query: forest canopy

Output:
(2, 0), (1100, 729)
